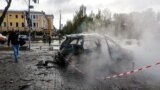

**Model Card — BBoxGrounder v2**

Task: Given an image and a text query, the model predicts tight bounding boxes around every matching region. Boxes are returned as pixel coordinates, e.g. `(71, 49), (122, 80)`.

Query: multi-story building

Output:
(0, 10), (54, 35)
(29, 11), (54, 35)
(0, 10), (25, 31)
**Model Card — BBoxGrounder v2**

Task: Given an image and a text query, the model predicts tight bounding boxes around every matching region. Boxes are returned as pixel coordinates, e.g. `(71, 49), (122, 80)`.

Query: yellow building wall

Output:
(46, 15), (53, 36)
(0, 11), (25, 31)
(0, 10), (54, 34)
(38, 15), (42, 32)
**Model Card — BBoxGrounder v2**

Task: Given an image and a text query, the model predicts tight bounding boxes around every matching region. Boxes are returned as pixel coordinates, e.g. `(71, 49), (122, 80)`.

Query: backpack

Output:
(19, 38), (26, 46)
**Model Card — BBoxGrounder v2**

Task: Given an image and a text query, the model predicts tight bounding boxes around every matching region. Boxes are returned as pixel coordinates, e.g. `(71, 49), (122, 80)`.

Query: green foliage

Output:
(62, 5), (93, 35)
(62, 6), (158, 40)
(62, 21), (73, 35)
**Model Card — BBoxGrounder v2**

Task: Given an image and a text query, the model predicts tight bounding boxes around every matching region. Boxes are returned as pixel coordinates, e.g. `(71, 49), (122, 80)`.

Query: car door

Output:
(106, 38), (122, 61)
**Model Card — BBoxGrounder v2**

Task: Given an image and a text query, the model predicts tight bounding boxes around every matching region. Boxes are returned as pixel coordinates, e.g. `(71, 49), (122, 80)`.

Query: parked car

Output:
(54, 33), (133, 69)
(0, 34), (7, 44)
(19, 35), (28, 40)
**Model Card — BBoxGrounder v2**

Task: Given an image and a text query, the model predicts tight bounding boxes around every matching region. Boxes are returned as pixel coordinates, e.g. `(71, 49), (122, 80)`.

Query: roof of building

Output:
(0, 10), (24, 13)
(46, 15), (54, 18)
(0, 10), (53, 16)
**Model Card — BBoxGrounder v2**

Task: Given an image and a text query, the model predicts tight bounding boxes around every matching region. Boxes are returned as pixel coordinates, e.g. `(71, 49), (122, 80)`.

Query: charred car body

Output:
(54, 34), (133, 70)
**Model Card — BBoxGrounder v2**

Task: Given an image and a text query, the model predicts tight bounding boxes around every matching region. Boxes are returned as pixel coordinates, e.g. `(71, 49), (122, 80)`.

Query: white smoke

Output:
(77, 8), (160, 88)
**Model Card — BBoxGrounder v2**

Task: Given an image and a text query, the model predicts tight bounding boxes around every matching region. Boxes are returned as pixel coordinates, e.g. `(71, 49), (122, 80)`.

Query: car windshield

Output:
(83, 39), (100, 50)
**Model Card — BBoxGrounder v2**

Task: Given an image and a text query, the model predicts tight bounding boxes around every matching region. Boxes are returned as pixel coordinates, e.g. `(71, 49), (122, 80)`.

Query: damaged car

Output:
(54, 33), (133, 70)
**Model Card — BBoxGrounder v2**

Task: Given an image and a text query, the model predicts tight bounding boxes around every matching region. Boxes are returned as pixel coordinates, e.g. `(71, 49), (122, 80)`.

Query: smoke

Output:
(69, 33), (134, 87)
(76, 8), (160, 88)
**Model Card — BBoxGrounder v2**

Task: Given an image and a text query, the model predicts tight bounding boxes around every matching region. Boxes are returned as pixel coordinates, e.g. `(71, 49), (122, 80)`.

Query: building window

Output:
(9, 15), (12, 19)
(15, 15), (18, 18)
(22, 23), (24, 27)
(33, 22), (36, 27)
(4, 22), (6, 27)
(33, 15), (35, 19)
(10, 22), (12, 27)
(16, 22), (19, 27)
(21, 15), (24, 18)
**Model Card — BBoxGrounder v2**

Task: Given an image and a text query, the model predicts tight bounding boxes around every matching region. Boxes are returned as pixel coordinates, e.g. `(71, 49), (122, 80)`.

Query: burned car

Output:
(54, 34), (133, 70)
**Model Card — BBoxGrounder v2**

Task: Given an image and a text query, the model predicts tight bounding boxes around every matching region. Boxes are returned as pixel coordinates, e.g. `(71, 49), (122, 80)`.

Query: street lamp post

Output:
(28, 0), (31, 50)
(28, 0), (37, 50)
(59, 11), (61, 44)
(7, 13), (8, 31)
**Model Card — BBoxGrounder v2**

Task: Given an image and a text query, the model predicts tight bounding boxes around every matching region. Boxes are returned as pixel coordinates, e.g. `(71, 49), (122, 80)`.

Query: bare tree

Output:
(0, 0), (12, 26)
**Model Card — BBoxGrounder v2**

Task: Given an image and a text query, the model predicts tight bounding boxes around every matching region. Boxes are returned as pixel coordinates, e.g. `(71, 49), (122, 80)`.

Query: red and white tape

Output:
(104, 62), (160, 79)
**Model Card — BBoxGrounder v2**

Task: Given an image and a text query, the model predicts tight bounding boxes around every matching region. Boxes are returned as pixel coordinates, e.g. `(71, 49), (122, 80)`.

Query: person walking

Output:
(48, 36), (51, 46)
(8, 29), (20, 63)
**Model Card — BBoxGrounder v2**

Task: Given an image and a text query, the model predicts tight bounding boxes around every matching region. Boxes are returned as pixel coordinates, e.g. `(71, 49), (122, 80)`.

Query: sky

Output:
(1, 0), (160, 29)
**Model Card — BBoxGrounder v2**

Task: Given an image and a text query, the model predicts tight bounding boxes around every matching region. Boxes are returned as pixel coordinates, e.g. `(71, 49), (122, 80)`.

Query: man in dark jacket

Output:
(8, 29), (20, 63)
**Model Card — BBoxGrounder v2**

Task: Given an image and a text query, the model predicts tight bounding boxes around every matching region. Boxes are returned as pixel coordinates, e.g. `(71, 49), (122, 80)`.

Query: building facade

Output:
(0, 10), (25, 31)
(0, 10), (54, 35)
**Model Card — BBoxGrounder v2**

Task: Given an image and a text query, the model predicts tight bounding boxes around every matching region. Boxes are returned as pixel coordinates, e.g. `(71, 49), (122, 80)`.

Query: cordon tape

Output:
(104, 61), (160, 79)
(70, 61), (160, 80)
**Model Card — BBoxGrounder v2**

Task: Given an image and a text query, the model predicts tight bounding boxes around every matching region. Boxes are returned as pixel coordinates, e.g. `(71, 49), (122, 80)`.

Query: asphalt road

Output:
(0, 43), (160, 90)
(0, 50), (110, 90)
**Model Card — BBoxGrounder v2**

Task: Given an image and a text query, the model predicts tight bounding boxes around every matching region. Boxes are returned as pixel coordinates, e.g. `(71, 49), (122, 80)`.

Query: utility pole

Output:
(28, 0), (31, 50)
(28, 0), (39, 50)
(7, 13), (8, 31)
(59, 11), (61, 44)
(59, 11), (61, 31)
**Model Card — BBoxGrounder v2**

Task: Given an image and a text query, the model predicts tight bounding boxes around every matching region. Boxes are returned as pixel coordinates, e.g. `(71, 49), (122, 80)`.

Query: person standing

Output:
(8, 29), (20, 63)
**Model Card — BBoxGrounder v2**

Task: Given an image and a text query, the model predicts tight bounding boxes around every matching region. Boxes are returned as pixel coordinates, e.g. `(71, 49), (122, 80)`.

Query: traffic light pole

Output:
(28, 0), (31, 50)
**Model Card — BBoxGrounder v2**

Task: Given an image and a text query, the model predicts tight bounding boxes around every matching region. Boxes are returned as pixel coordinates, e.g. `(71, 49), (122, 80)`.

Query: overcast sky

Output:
(1, 0), (160, 28)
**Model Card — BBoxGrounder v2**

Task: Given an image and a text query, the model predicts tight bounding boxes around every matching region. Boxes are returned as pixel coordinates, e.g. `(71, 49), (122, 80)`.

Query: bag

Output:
(19, 38), (26, 46)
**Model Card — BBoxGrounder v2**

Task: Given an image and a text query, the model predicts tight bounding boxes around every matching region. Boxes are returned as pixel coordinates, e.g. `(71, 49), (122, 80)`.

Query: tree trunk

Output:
(0, 0), (12, 26)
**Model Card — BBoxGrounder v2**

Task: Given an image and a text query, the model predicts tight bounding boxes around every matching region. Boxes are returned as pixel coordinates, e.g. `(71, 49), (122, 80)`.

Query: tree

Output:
(62, 5), (93, 34)
(0, 0), (12, 26)
(61, 21), (72, 35)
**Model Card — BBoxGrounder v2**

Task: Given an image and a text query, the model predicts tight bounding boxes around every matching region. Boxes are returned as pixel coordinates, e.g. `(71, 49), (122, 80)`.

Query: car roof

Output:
(65, 33), (120, 47)
(65, 33), (102, 39)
